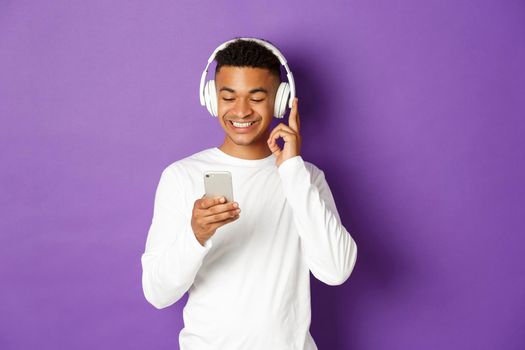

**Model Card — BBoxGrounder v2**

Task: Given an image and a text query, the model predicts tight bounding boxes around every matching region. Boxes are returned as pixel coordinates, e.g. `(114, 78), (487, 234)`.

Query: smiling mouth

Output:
(229, 120), (259, 128)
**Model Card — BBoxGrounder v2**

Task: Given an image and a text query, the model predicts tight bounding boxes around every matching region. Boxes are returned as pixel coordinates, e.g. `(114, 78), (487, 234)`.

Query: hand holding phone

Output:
(190, 171), (240, 246)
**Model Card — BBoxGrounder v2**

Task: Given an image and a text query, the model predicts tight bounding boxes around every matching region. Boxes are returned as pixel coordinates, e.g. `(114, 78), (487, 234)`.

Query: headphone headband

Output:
(199, 37), (296, 109)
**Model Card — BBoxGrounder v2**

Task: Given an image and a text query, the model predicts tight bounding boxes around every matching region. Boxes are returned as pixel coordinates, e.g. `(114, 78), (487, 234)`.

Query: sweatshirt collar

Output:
(212, 147), (276, 167)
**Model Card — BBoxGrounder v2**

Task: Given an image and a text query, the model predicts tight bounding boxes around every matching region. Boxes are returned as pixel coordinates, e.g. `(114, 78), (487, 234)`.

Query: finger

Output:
(199, 195), (226, 209)
(202, 201), (239, 217)
(267, 124), (284, 150)
(267, 136), (282, 157)
(267, 123), (295, 144)
(288, 97), (299, 133)
(274, 123), (296, 135)
(267, 124), (283, 151)
(267, 123), (295, 146)
(208, 214), (240, 231)
(203, 208), (241, 224)
(267, 129), (297, 157)
(268, 129), (296, 145)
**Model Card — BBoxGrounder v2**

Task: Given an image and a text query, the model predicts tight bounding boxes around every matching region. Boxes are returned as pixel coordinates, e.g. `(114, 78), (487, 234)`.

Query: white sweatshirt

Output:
(141, 147), (357, 350)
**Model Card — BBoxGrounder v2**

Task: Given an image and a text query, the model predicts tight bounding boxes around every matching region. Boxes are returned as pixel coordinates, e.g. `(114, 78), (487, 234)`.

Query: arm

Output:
(278, 156), (358, 286)
(141, 166), (213, 309)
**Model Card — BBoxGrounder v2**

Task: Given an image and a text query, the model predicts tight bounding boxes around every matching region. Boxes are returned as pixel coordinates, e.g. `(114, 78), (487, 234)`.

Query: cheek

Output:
(258, 100), (274, 115)
(216, 100), (227, 115)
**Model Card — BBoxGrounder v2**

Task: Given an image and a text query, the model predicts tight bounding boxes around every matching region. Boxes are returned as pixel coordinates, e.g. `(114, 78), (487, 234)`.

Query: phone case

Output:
(203, 171), (234, 202)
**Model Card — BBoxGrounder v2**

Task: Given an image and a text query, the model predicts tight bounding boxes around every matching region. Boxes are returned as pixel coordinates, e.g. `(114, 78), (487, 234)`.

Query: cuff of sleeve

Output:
(278, 155), (303, 171)
(185, 221), (213, 255)
(277, 155), (314, 208)
(277, 155), (308, 185)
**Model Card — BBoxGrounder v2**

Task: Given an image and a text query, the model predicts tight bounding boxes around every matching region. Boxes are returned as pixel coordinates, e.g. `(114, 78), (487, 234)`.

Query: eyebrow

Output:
(219, 87), (268, 94)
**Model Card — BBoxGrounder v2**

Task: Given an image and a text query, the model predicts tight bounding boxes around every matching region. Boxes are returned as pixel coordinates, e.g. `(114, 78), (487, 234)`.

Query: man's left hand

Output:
(267, 97), (301, 167)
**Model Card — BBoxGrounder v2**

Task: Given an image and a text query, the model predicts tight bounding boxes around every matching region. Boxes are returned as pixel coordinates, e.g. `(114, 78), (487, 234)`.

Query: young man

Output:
(141, 38), (357, 350)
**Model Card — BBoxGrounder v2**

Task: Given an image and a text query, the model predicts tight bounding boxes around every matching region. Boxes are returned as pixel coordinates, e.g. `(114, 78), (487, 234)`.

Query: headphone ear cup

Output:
(204, 80), (218, 117)
(274, 82), (290, 118)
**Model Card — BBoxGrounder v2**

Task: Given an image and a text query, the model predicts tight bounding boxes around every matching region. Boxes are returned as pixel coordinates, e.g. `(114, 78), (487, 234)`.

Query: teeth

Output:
(231, 121), (255, 128)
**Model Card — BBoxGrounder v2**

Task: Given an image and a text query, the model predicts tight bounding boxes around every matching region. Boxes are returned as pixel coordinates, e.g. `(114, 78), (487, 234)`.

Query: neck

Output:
(218, 139), (273, 160)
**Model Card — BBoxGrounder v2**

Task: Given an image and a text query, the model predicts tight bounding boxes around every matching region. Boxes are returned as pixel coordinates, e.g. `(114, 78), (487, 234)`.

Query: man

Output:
(141, 37), (358, 350)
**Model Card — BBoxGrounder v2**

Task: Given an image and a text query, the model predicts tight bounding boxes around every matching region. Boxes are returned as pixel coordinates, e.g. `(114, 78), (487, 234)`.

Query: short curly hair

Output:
(214, 37), (282, 80)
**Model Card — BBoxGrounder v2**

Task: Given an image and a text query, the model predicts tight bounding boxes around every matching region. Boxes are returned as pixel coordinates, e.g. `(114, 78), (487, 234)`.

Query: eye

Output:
(251, 99), (264, 102)
(222, 98), (234, 101)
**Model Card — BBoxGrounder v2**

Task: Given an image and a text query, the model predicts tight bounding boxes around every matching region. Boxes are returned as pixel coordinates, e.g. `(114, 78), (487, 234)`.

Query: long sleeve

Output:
(141, 166), (213, 309)
(277, 155), (357, 286)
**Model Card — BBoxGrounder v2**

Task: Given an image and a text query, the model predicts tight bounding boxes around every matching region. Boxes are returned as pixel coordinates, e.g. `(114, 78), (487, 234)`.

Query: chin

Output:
(229, 135), (256, 146)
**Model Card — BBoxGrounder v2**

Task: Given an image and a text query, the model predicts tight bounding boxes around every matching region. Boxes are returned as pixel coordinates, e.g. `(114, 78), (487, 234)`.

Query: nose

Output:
(232, 98), (253, 118)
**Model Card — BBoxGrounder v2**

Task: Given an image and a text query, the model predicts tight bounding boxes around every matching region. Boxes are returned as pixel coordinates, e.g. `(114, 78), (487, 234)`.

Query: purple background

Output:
(1, 1), (524, 349)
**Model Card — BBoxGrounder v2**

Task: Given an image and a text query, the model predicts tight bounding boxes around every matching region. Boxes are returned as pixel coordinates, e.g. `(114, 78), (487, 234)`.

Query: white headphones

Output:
(199, 37), (296, 119)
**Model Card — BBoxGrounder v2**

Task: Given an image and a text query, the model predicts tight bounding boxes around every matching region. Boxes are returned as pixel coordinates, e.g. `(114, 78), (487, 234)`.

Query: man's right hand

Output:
(191, 195), (241, 246)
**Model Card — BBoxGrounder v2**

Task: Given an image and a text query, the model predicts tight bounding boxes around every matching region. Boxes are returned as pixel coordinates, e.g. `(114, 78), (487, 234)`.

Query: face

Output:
(214, 66), (280, 149)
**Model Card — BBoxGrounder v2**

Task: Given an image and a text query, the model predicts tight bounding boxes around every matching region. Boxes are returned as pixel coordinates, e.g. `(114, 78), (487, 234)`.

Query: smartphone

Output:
(203, 171), (234, 202)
